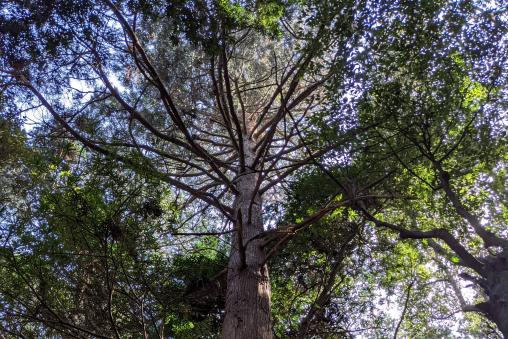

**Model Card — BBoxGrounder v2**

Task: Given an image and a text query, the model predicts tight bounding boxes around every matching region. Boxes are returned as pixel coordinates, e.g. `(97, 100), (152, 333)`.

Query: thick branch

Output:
(361, 209), (485, 275)
(434, 162), (507, 248)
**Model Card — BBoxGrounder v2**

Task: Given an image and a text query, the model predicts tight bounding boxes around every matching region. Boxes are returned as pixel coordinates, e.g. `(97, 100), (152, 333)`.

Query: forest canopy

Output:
(1, 0), (507, 338)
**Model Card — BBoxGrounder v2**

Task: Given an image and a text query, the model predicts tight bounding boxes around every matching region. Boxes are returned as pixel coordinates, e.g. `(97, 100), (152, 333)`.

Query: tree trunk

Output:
(494, 303), (508, 339)
(221, 139), (273, 339)
(487, 270), (508, 338)
(475, 252), (508, 338)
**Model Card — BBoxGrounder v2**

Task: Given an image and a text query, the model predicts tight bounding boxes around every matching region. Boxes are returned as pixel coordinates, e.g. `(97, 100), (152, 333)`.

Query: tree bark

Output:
(222, 139), (273, 339)
(493, 301), (508, 339)
(484, 255), (508, 339)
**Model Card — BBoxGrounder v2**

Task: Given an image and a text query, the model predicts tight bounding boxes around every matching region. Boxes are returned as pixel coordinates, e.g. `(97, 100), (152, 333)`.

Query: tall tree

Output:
(1, 0), (368, 336)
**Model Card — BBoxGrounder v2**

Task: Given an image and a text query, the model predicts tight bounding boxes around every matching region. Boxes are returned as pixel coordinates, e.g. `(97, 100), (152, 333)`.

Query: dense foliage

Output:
(1, 0), (507, 338)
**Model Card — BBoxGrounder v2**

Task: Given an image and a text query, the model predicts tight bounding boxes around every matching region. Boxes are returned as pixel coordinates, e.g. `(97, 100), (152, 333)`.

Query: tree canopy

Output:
(1, 0), (507, 338)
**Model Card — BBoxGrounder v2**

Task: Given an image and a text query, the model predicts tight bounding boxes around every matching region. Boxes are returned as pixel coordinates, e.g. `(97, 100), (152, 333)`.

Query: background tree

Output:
(359, 1), (508, 335)
(302, 0), (508, 336)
